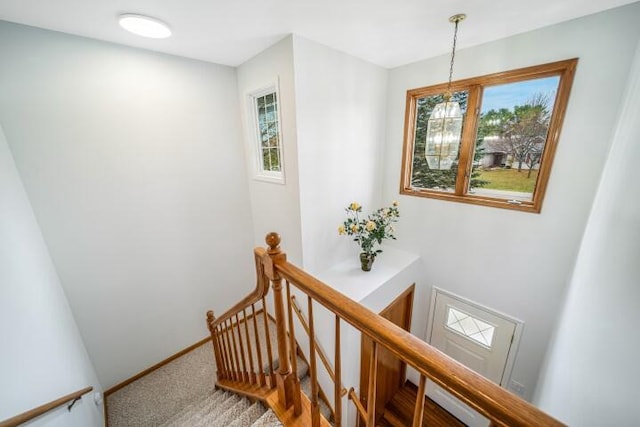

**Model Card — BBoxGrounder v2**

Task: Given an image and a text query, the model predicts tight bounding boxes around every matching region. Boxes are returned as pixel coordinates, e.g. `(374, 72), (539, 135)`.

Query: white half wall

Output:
(236, 36), (303, 264)
(292, 36), (388, 273)
(534, 41), (640, 426)
(381, 3), (640, 400)
(0, 21), (255, 388)
(0, 124), (103, 426)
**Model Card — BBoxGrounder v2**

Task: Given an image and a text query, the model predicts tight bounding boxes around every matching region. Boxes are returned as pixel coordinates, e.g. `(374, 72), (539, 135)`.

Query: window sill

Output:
(253, 172), (285, 185)
(400, 187), (542, 213)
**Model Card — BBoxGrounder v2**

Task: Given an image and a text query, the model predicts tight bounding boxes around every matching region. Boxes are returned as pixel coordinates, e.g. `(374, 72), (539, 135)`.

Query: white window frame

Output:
(247, 81), (285, 184)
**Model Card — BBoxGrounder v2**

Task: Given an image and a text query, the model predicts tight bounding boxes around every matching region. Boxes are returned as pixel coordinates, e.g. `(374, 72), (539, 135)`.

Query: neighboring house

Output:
(479, 136), (542, 170)
(479, 137), (509, 168)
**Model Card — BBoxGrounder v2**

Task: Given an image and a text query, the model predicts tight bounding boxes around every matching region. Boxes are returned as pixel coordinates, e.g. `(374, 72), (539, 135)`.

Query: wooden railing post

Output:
(207, 310), (225, 381)
(263, 232), (298, 410)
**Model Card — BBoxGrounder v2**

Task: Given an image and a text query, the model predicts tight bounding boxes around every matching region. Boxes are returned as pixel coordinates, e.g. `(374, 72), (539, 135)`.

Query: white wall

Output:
(0, 21), (256, 388)
(382, 3), (640, 400)
(534, 41), (640, 426)
(0, 124), (103, 426)
(292, 36), (388, 273)
(236, 36), (303, 264)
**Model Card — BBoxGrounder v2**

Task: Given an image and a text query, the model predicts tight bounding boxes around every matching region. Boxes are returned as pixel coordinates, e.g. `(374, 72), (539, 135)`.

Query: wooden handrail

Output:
(0, 386), (93, 427)
(348, 387), (367, 422)
(211, 251), (271, 328)
(290, 295), (347, 397)
(265, 238), (564, 427)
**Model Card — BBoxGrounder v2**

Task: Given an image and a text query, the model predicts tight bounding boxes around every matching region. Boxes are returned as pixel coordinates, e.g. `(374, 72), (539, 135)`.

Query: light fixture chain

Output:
(446, 16), (462, 98)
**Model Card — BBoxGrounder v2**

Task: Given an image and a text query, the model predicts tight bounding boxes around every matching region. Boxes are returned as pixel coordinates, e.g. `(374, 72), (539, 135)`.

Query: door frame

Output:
(426, 287), (524, 388)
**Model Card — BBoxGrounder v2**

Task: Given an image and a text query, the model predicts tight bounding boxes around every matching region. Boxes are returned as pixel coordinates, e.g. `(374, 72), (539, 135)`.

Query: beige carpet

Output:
(106, 341), (218, 427)
(105, 317), (326, 426)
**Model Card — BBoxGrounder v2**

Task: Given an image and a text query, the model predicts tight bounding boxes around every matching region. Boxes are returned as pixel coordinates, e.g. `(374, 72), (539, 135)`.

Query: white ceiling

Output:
(0, 0), (637, 68)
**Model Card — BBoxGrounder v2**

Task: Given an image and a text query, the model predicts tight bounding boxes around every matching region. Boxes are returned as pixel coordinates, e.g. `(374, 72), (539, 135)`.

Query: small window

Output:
(446, 306), (496, 348)
(400, 59), (578, 212)
(249, 84), (285, 183)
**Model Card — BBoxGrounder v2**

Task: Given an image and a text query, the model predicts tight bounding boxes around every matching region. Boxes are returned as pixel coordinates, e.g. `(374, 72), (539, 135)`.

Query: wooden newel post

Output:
(263, 232), (298, 411)
(207, 310), (225, 381)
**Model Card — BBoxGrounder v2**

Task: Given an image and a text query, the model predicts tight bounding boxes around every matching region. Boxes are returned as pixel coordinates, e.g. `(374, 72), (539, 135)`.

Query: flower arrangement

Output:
(338, 201), (400, 270)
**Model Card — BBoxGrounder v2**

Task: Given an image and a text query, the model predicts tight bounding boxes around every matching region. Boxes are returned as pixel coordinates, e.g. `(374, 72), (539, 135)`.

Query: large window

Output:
(400, 59), (578, 212)
(249, 84), (285, 183)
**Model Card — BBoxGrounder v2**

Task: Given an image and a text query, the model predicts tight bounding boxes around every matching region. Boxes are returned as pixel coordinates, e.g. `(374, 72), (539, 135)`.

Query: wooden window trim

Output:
(400, 58), (578, 213)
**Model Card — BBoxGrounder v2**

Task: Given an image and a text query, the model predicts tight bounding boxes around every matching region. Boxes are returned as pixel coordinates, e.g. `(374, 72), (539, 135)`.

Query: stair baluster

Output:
(218, 323), (232, 380)
(366, 342), (378, 426)
(261, 296), (276, 388)
(334, 315), (342, 427)
(250, 303), (266, 387)
(412, 375), (427, 427)
(223, 323), (237, 381)
(206, 311), (225, 380)
(242, 308), (257, 384)
(234, 313), (249, 383)
(227, 318), (241, 382)
(285, 281), (302, 415)
(307, 296), (321, 427)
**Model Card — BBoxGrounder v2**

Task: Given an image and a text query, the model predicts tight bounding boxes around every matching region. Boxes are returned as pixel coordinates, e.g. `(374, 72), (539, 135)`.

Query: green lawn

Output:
(476, 168), (538, 193)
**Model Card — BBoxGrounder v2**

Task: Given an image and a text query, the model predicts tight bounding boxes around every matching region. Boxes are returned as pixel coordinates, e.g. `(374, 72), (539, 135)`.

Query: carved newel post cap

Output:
(206, 310), (215, 332)
(266, 232), (281, 254)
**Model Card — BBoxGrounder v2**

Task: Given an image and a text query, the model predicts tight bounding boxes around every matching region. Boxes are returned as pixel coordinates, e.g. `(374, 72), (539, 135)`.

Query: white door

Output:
(427, 292), (518, 427)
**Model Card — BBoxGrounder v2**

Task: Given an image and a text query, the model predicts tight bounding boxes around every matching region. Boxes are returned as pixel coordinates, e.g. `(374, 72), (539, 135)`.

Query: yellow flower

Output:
(349, 202), (361, 211)
(350, 224), (359, 233)
(365, 221), (376, 231)
(392, 200), (399, 207)
(338, 225), (346, 235)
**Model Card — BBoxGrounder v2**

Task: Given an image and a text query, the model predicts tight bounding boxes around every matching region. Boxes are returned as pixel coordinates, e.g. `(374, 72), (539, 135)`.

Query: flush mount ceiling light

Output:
(425, 13), (466, 170)
(118, 14), (172, 39)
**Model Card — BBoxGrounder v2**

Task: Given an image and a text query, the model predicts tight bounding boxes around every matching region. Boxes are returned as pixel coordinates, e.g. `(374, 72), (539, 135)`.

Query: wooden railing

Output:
(206, 251), (276, 391)
(0, 387), (93, 427)
(206, 233), (565, 427)
(290, 294), (347, 399)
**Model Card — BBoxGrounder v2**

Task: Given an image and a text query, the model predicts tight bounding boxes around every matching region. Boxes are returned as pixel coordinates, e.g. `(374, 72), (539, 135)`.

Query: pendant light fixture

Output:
(425, 13), (466, 171)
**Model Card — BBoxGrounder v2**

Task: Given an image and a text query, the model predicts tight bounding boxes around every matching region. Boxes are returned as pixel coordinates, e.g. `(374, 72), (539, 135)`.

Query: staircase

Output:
(107, 311), (331, 427)
(200, 233), (565, 427)
(153, 370), (332, 427)
(106, 312), (332, 426)
(159, 390), (280, 427)
(109, 233), (564, 426)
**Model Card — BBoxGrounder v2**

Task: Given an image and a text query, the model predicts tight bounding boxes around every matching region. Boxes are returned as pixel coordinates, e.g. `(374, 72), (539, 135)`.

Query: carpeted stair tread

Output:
(250, 409), (283, 427)
(207, 398), (252, 427)
(158, 389), (281, 427)
(172, 393), (238, 427)
(227, 402), (269, 427)
(290, 354), (309, 379)
(160, 389), (224, 426)
(190, 394), (241, 426)
(162, 391), (232, 426)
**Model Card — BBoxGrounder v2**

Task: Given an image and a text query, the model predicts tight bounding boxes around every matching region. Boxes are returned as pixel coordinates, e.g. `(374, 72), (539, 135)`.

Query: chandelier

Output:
(425, 14), (466, 170)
